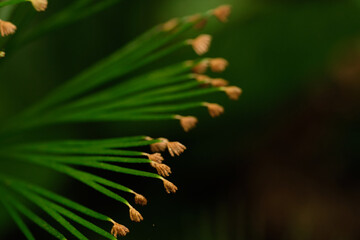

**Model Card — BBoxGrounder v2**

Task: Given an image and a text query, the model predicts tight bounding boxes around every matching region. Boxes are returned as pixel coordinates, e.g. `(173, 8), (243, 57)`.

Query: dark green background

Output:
(0, 0), (359, 239)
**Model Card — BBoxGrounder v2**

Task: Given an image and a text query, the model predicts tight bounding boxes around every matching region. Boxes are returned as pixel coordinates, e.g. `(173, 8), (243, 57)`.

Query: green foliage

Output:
(0, 1), (238, 239)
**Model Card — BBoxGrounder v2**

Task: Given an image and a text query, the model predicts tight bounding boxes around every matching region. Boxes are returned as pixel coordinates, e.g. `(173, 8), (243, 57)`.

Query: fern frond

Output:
(0, 2), (238, 239)
(5, 10), (235, 131)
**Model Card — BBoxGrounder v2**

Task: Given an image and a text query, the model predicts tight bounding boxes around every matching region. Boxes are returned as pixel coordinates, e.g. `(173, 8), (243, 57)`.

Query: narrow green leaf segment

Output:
(0, 176), (118, 239)
(0, 196), (36, 240)
(1, 176), (110, 221)
(14, 187), (117, 240)
(0, 0), (26, 8)
(0, 186), (67, 240)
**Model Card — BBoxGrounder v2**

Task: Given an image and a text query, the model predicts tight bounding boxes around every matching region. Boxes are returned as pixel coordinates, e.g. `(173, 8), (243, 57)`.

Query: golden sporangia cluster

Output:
(161, 5), (242, 132)
(112, 136), (186, 237)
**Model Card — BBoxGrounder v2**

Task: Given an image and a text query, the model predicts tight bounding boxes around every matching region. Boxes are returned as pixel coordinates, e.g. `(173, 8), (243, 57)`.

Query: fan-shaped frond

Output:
(0, 2), (240, 239)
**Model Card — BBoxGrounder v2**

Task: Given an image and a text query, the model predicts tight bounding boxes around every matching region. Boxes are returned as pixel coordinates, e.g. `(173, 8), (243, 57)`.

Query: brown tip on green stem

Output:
(143, 152), (164, 163)
(192, 59), (210, 74)
(167, 141), (186, 157)
(222, 86), (243, 100)
(0, 20), (17, 37)
(149, 138), (169, 153)
(150, 161), (172, 177)
(162, 179), (178, 194)
(129, 207), (143, 222)
(134, 193), (148, 206)
(29, 0), (48, 12)
(187, 34), (212, 56)
(203, 102), (225, 118)
(162, 18), (179, 32)
(209, 58), (229, 72)
(211, 78), (229, 87)
(110, 220), (130, 237)
(212, 5), (232, 23)
(174, 115), (198, 132)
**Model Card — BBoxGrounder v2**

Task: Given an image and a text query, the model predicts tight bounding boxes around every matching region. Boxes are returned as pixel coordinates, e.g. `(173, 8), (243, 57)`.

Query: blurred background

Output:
(0, 0), (359, 239)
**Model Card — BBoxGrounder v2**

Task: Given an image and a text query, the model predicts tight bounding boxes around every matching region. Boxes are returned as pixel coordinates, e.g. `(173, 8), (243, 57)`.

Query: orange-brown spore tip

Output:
(192, 60), (209, 74)
(144, 152), (164, 163)
(175, 115), (198, 132)
(30, 0), (48, 12)
(162, 179), (178, 194)
(162, 18), (179, 32)
(0, 20), (17, 37)
(187, 14), (208, 30)
(213, 5), (231, 23)
(187, 34), (212, 56)
(129, 207), (143, 222)
(223, 86), (242, 100)
(195, 74), (211, 83)
(0, 51), (5, 58)
(210, 58), (229, 72)
(149, 138), (169, 153)
(110, 220), (129, 238)
(204, 103), (225, 118)
(211, 78), (229, 87)
(134, 193), (148, 206)
(150, 162), (172, 177)
(187, 13), (201, 23)
(167, 141), (186, 157)
(194, 18), (208, 30)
